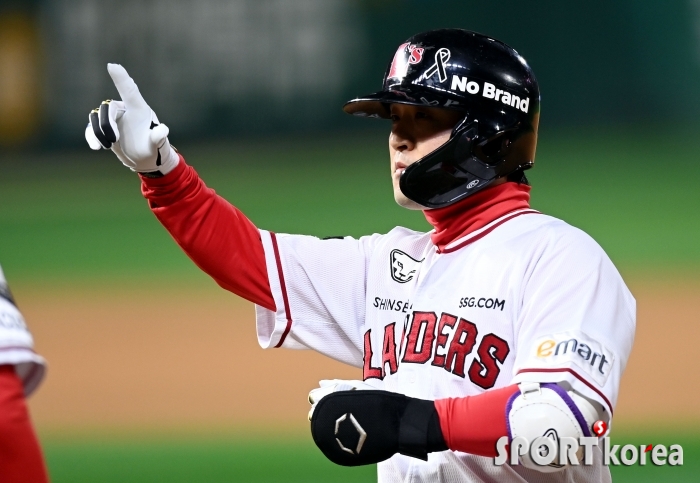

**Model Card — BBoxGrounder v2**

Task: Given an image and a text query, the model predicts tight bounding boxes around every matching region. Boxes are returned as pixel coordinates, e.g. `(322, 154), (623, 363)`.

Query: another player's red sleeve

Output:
(0, 365), (49, 483)
(141, 156), (276, 311)
(434, 385), (519, 457)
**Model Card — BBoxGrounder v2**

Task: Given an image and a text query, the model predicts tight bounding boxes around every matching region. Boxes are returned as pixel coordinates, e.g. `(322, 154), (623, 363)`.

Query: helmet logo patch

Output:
(388, 43), (424, 80)
(408, 45), (424, 65)
(423, 48), (451, 83)
(467, 180), (480, 189)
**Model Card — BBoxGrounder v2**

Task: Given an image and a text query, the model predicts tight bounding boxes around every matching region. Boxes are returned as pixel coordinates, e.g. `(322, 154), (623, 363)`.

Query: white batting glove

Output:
(308, 379), (381, 421)
(85, 63), (179, 176)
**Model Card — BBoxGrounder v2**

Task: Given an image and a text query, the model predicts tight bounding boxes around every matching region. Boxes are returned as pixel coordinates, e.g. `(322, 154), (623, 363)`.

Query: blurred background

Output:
(1, 0), (699, 481)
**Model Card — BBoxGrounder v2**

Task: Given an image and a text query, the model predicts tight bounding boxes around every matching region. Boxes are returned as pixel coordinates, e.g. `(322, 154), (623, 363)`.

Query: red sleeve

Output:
(140, 156), (276, 311)
(434, 384), (519, 457)
(0, 365), (49, 483)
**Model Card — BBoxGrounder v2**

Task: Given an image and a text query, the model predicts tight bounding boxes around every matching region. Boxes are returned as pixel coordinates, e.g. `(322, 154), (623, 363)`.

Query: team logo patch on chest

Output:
(389, 249), (423, 283)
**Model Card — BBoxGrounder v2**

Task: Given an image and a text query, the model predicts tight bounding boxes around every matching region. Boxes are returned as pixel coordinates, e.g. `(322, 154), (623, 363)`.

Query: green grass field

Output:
(42, 433), (378, 483)
(2, 127), (699, 481)
(40, 430), (698, 482)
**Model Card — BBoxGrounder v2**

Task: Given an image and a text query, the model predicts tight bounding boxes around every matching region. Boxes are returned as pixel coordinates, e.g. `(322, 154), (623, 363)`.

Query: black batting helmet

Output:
(344, 29), (540, 208)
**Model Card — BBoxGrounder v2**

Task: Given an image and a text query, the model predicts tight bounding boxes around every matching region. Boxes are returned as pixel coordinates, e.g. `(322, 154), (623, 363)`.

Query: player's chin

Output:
(394, 190), (426, 211)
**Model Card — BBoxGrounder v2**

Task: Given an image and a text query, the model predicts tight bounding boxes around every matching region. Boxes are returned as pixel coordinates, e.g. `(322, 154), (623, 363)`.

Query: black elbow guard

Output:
(310, 390), (447, 466)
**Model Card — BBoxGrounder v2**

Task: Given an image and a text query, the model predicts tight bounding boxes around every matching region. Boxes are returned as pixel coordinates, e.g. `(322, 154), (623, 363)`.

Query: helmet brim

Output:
(343, 89), (459, 119)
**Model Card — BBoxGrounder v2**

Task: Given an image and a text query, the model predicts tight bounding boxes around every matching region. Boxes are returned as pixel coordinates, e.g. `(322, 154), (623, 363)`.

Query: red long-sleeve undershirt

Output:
(435, 384), (520, 457)
(140, 156), (532, 457)
(0, 365), (49, 482)
(141, 157), (275, 311)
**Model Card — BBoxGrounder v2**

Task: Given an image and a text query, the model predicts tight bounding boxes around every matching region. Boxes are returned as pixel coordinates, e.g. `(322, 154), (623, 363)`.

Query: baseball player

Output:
(0, 265), (48, 482)
(86, 29), (635, 482)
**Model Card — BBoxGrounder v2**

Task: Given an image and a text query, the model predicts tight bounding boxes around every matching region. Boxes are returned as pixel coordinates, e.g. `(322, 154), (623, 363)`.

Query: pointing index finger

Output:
(107, 63), (148, 111)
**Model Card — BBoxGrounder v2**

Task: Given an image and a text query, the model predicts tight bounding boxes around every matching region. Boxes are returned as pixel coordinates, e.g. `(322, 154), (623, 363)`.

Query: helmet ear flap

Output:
(473, 128), (518, 164)
(453, 123), (478, 160)
(506, 170), (530, 185)
(473, 126), (536, 183)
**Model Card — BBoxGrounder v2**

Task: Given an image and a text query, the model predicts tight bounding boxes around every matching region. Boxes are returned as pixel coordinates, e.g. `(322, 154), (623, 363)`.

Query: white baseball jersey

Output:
(0, 266), (46, 396)
(255, 209), (635, 483)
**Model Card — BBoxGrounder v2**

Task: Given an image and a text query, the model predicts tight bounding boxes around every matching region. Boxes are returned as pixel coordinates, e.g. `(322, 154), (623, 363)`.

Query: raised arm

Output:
(140, 159), (274, 310)
(86, 64), (274, 310)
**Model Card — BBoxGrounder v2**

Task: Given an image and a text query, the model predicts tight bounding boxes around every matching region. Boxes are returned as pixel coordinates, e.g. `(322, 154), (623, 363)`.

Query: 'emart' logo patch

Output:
(531, 331), (614, 387)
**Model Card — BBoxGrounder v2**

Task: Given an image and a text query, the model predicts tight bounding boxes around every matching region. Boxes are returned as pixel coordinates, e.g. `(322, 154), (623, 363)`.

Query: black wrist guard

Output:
(310, 390), (447, 467)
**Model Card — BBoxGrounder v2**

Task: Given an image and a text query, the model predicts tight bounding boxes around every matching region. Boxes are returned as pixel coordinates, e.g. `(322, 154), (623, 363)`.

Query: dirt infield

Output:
(17, 275), (700, 432)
